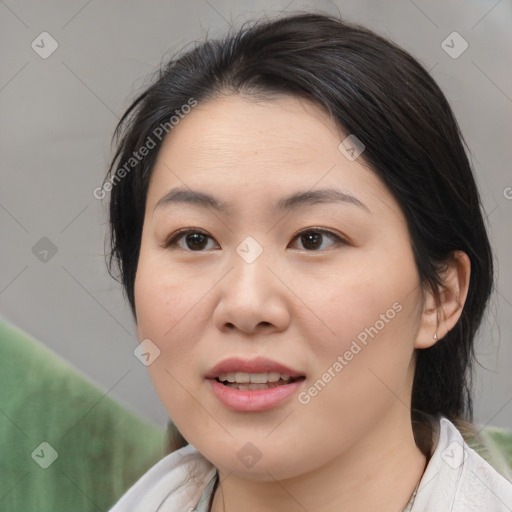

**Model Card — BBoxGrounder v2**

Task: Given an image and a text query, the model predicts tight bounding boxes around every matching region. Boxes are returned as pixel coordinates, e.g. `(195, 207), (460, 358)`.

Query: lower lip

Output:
(207, 378), (305, 412)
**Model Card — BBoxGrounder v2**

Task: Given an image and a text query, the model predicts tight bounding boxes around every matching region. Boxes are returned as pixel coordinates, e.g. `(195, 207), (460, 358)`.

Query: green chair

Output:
(0, 319), (165, 511)
(464, 422), (512, 482)
(0, 319), (510, 511)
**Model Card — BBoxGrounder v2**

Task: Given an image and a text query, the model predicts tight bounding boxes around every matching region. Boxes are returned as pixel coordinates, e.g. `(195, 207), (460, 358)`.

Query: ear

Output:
(415, 250), (471, 349)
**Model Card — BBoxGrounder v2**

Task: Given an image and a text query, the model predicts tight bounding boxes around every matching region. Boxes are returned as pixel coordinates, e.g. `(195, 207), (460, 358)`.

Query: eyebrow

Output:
(153, 187), (370, 214)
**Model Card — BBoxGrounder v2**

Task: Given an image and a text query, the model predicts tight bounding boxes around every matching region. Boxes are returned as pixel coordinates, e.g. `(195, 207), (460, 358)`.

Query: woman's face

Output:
(134, 94), (426, 480)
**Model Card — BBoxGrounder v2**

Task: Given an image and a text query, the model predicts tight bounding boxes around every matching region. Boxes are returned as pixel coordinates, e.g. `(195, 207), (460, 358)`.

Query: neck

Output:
(210, 409), (428, 512)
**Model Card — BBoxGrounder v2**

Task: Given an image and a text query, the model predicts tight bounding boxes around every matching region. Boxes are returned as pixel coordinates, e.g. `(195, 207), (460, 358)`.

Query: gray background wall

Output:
(1, 0), (511, 430)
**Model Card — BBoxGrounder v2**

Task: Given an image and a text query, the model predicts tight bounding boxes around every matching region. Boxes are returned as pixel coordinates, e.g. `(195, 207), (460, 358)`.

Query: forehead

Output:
(161, 94), (339, 163)
(146, 94), (398, 217)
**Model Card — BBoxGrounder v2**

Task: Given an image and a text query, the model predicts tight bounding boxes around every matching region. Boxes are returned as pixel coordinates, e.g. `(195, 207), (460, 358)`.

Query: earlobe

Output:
(415, 289), (441, 350)
(414, 250), (471, 349)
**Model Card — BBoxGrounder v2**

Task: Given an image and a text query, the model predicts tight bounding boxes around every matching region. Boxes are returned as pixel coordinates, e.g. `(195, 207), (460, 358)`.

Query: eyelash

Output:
(162, 227), (348, 252)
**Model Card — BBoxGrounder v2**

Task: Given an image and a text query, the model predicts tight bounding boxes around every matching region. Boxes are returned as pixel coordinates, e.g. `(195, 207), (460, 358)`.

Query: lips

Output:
(205, 356), (305, 380)
(205, 356), (306, 411)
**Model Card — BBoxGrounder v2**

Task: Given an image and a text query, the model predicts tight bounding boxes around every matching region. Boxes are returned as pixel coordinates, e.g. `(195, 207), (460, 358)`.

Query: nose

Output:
(212, 250), (291, 335)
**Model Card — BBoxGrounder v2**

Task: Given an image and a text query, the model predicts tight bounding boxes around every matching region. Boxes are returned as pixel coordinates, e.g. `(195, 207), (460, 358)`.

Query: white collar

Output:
(108, 442), (216, 511)
(109, 417), (512, 511)
(411, 417), (512, 511)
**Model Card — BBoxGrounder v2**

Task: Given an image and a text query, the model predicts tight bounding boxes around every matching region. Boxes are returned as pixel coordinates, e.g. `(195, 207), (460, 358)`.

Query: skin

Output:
(134, 94), (470, 512)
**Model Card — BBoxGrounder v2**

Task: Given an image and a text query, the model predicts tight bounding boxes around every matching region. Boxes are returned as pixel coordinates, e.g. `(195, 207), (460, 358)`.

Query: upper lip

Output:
(205, 356), (305, 379)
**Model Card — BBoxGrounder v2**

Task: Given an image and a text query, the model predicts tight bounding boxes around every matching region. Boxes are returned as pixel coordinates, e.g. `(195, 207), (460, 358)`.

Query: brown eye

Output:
(164, 229), (218, 251)
(289, 229), (346, 251)
(163, 227), (346, 252)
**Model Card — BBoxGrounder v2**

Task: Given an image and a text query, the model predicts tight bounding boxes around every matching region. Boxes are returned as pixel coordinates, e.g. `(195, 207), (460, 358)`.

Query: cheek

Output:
(134, 244), (205, 341)
(295, 274), (421, 447)
(319, 277), (405, 329)
(305, 246), (422, 380)
(134, 247), (215, 413)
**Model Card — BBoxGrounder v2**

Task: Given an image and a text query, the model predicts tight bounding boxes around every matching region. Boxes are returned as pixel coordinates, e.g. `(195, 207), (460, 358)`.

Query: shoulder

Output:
(413, 417), (512, 511)
(108, 443), (216, 512)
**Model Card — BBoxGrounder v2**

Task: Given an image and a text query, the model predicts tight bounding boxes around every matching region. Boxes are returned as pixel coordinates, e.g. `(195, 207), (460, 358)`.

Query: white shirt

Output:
(109, 417), (512, 511)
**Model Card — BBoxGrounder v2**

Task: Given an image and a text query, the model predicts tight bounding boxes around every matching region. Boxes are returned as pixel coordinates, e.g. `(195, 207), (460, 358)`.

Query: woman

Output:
(105, 12), (512, 512)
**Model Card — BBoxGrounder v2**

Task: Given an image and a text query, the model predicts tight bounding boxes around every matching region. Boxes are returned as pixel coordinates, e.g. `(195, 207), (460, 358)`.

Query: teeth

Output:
(237, 383), (274, 390)
(218, 371), (292, 384)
